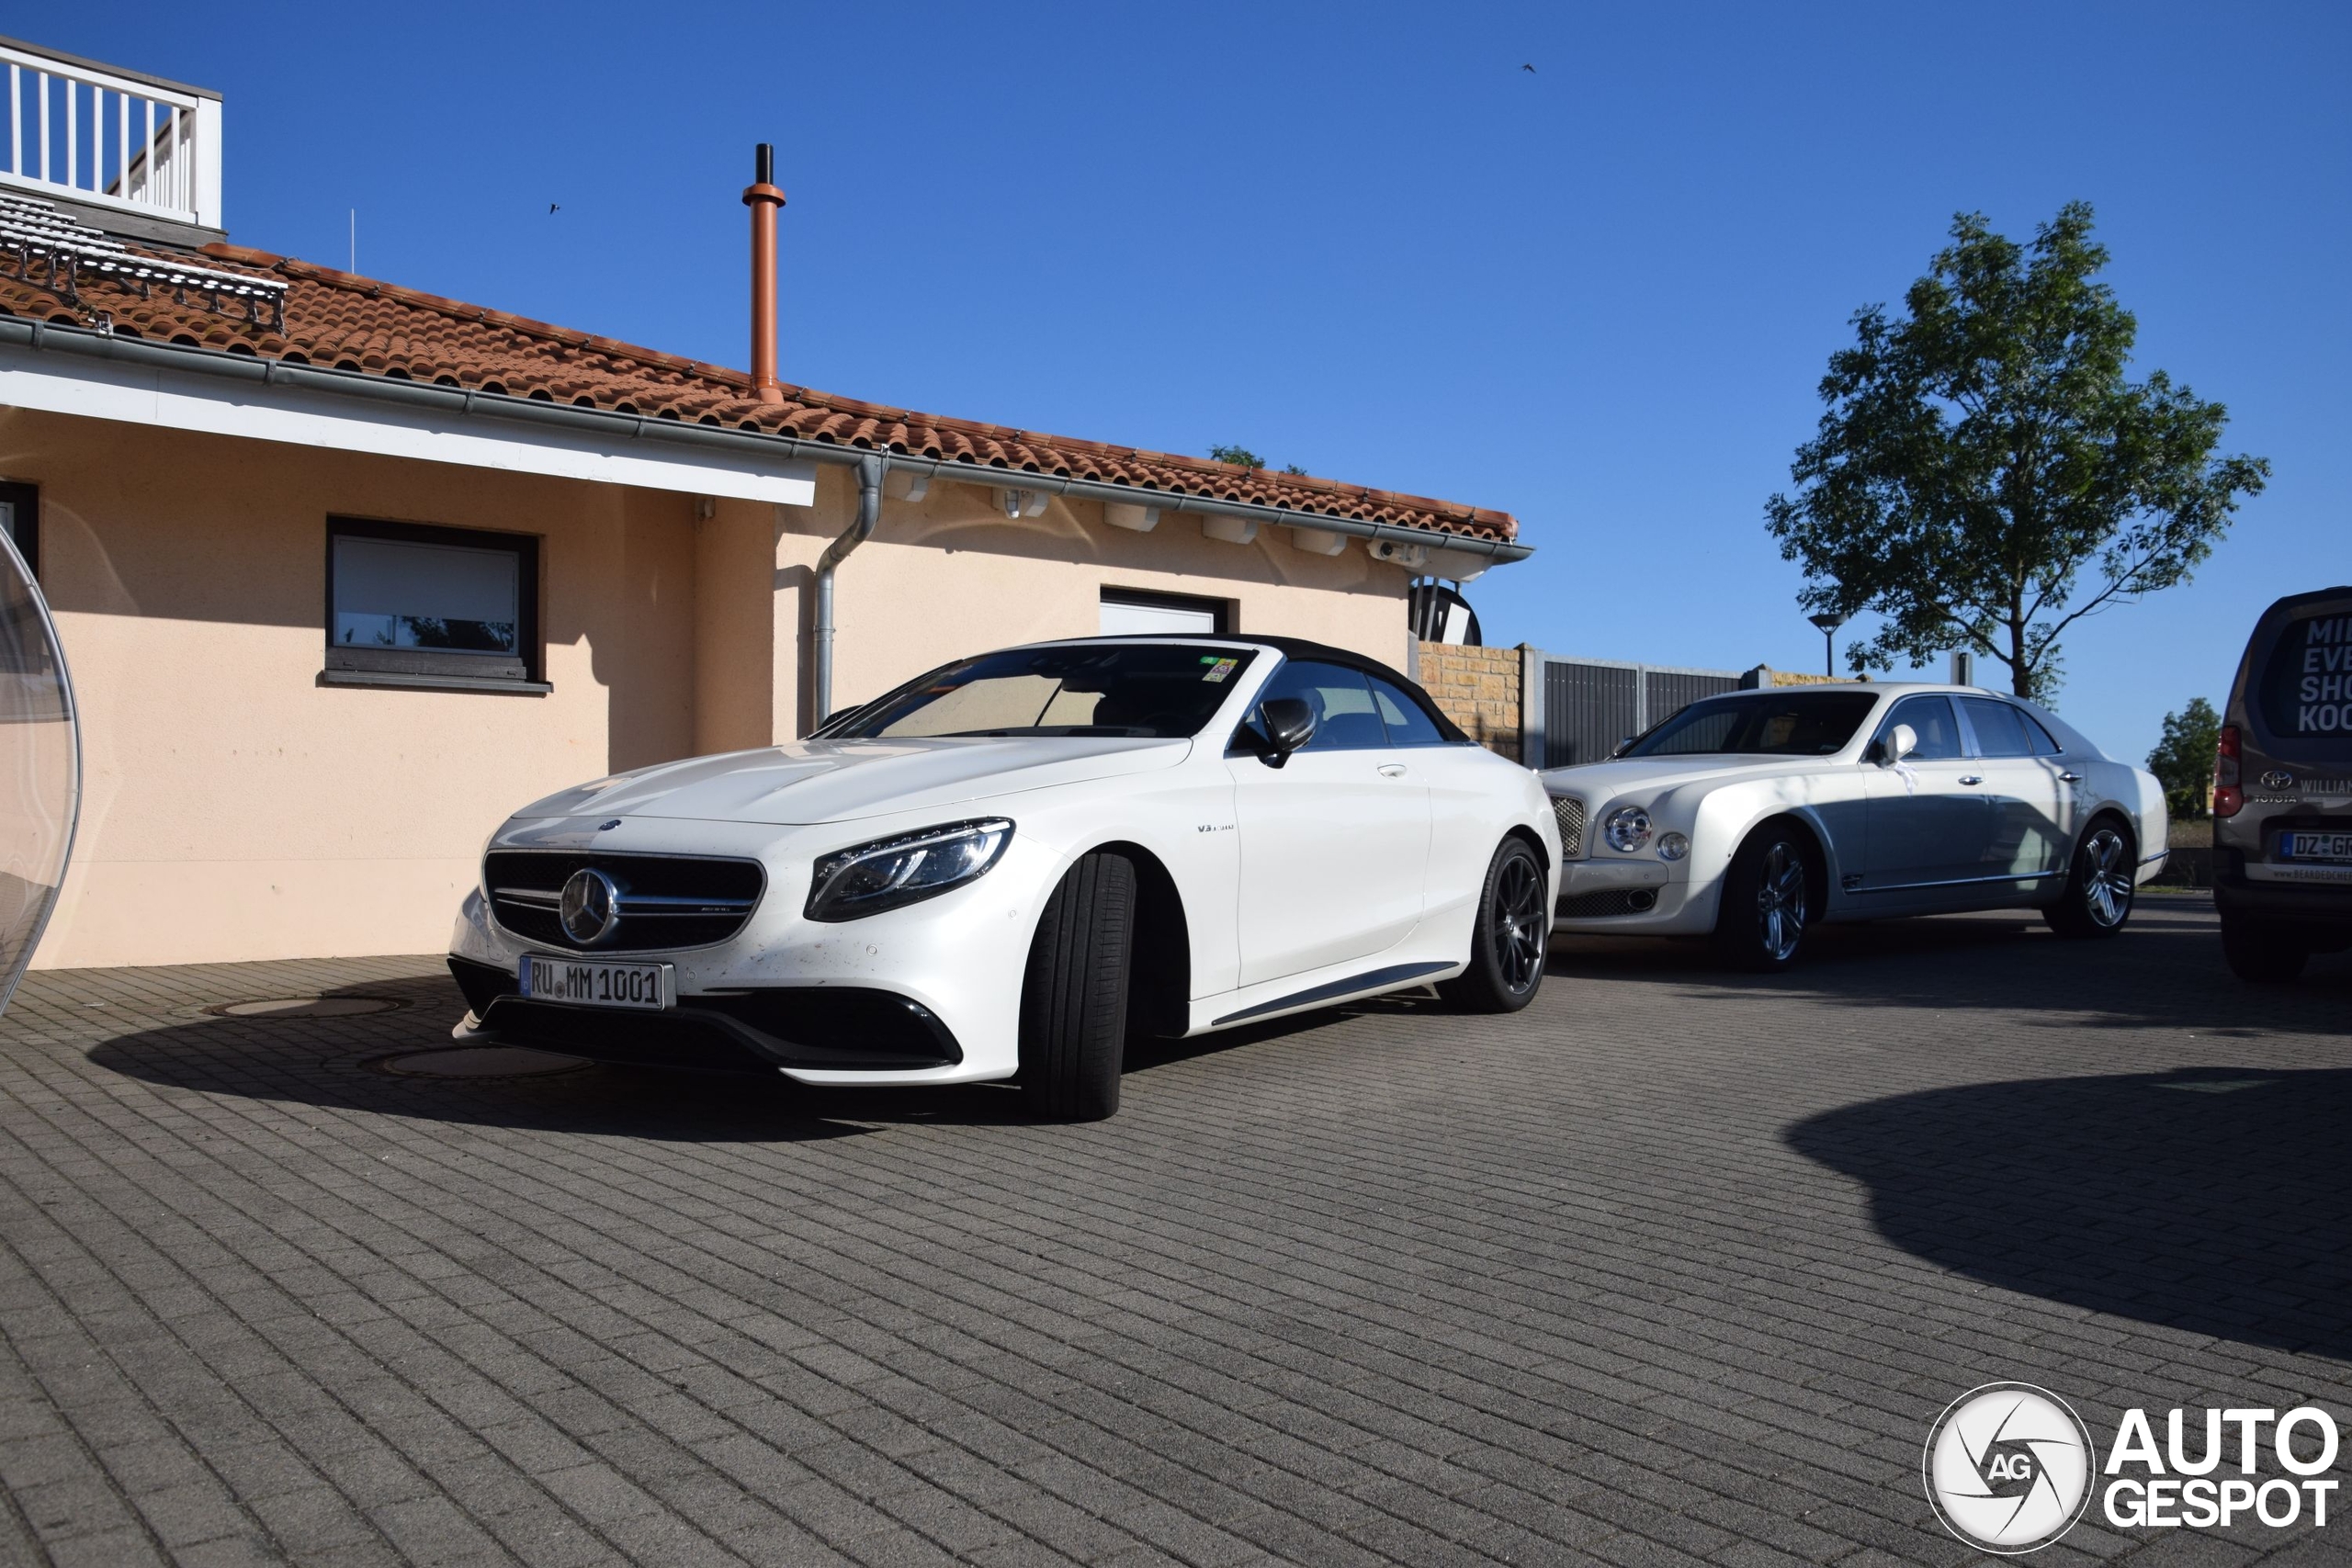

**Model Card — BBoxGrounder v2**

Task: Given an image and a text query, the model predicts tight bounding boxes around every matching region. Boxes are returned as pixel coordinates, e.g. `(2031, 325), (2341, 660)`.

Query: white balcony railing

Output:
(0, 39), (221, 231)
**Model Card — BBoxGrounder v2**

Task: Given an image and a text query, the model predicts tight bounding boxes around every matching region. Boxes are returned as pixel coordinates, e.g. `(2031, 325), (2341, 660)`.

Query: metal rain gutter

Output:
(814, 452), (882, 725)
(0, 314), (1533, 566)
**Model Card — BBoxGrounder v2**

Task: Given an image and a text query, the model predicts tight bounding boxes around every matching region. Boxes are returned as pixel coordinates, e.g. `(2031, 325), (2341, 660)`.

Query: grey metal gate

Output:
(1521, 651), (1749, 769)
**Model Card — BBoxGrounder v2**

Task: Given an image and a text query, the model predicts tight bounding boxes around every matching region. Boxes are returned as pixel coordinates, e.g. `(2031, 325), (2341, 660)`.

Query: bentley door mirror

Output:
(1257, 697), (1317, 765)
(1883, 723), (1918, 765)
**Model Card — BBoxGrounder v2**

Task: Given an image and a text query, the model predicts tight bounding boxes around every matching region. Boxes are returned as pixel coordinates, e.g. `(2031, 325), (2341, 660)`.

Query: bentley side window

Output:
(1958, 696), (2037, 758)
(1879, 695), (1964, 760)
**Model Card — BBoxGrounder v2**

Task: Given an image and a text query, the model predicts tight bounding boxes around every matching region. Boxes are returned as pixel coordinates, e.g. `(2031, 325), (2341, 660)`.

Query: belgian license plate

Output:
(518, 955), (673, 1010)
(2281, 830), (2352, 863)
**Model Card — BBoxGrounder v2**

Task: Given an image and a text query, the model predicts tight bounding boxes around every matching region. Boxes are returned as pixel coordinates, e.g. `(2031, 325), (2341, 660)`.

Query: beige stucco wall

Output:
(0, 409), (1422, 967)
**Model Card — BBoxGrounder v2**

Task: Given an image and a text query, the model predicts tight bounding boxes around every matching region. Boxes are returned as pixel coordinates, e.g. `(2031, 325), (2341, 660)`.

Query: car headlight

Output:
(1656, 831), (1690, 862)
(806, 818), (1013, 922)
(1603, 806), (1653, 853)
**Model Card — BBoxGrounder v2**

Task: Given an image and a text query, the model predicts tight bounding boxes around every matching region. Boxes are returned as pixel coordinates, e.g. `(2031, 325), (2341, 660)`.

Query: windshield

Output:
(826, 643), (1258, 739)
(1621, 690), (1881, 758)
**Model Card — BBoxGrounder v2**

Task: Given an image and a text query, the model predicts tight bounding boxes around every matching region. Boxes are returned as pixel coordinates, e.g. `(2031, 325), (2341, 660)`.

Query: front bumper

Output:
(448, 815), (1057, 1085)
(1550, 858), (1708, 931)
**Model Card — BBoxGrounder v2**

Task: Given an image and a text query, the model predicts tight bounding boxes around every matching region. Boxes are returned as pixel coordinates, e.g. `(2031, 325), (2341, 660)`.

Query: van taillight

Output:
(2213, 724), (2242, 818)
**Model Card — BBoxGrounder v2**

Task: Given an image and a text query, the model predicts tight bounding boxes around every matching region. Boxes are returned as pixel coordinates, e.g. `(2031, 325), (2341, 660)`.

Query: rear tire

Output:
(1713, 824), (1813, 972)
(2220, 914), (2308, 983)
(1439, 838), (1548, 1013)
(1018, 852), (1136, 1122)
(2045, 818), (2134, 940)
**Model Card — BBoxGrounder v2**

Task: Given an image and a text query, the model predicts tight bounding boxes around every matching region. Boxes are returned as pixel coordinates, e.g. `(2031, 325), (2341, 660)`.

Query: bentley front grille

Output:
(485, 851), (764, 953)
(1551, 795), (1588, 860)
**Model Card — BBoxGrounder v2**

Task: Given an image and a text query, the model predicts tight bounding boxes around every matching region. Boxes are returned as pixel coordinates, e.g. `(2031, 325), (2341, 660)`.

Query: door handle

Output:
(1377, 763), (1408, 778)
(1958, 775), (1983, 786)
(2059, 771), (2083, 784)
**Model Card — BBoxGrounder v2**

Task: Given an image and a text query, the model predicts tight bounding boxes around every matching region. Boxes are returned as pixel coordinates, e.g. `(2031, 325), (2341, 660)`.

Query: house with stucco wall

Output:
(0, 35), (1531, 969)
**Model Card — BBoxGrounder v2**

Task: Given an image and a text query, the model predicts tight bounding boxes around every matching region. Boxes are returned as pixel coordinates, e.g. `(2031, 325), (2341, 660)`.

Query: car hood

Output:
(514, 736), (1192, 826)
(1540, 754), (1850, 800)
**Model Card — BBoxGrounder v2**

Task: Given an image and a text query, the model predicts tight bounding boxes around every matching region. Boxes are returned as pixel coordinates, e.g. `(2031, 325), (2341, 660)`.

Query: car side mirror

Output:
(1258, 698), (1317, 765)
(1883, 723), (1918, 765)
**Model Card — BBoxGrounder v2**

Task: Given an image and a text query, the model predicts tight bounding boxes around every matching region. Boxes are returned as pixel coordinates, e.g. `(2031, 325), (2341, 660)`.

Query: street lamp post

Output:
(1807, 612), (1844, 679)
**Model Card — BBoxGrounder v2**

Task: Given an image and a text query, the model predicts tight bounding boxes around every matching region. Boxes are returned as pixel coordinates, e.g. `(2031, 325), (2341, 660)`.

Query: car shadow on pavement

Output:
(1548, 900), (2352, 1038)
(1785, 1066), (2352, 1359)
(78, 969), (979, 1142)
(81, 968), (1379, 1137)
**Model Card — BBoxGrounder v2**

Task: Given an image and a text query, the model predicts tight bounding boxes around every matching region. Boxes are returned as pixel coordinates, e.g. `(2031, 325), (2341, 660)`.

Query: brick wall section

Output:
(1766, 670), (1870, 688)
(1418, 641), (1522, 759)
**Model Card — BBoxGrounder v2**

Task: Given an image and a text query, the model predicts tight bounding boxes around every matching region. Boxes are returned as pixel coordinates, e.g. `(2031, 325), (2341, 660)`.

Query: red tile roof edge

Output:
(0, 236), (1518, 544)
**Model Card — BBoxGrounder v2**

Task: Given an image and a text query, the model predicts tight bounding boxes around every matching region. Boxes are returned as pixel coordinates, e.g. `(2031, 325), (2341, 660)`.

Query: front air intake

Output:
(485, 851), (763, 953)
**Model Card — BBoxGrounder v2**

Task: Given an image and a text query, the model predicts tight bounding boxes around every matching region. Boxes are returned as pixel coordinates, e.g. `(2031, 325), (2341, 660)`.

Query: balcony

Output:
(0, 35), (222, 244)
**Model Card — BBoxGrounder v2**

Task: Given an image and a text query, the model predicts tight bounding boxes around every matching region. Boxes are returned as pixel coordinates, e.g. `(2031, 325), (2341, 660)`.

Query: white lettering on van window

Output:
(2311, 616), (2347, 645)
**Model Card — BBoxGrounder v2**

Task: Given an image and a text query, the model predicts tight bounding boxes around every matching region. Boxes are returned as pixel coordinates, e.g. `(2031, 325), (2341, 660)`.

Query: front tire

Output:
(2220, 914), (2308, 983)
(1439, 838), (1548, 1013)
(2045, 818), (2134, 940)
(1713, 825), (1813, 972)
(1018, 852), (1136, 1122)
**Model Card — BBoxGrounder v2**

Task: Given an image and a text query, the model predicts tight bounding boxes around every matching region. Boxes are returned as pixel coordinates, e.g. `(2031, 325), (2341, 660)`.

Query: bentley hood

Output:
(514, 736), (1191, 827)
(1540, 754), (1848, 801)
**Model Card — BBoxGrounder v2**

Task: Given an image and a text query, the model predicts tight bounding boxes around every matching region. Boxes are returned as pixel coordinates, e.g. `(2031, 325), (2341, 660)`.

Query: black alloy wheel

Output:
(1441, 838), (1549, 1013)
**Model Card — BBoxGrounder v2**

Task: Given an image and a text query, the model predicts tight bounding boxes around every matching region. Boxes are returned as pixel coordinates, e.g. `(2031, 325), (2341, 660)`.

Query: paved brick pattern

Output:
(0, 898), (2345, 1567)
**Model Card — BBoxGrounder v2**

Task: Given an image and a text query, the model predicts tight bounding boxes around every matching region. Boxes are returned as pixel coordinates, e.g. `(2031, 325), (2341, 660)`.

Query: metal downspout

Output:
(813, 451), (883, 726)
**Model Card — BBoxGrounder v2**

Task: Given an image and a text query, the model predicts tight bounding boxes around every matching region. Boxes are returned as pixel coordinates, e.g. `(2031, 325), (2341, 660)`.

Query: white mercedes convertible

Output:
(1542, 684), (2168, 969)
(449, 636), (1558, 1119)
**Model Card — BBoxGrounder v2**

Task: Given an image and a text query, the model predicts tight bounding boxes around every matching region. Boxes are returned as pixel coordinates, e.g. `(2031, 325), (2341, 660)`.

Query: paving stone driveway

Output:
(0, 898), (2345, 1568)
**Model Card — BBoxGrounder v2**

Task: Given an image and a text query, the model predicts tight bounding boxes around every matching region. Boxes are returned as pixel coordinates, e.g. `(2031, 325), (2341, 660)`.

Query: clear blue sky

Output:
(44, 2), (2351, 761)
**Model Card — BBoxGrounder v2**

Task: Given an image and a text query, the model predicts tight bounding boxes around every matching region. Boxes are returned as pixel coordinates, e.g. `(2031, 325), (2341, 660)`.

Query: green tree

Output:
(1765, 203), (2267, 700)
(2147, 695), (2221, 820)
(1208, 445), (1264, 470)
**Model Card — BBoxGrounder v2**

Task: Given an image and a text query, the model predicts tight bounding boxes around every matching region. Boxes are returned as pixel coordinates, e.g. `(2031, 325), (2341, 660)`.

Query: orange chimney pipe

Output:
(742, 143), (786, 406)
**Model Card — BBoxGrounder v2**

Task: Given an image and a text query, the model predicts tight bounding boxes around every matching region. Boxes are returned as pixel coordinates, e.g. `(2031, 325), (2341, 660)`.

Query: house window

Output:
(325, 517), (538, 685)
(1100, 588), (1227, 636)
(0, 482), (38, 579)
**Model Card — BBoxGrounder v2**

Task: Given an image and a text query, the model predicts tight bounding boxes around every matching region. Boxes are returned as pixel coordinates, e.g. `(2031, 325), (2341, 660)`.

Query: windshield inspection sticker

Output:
(1201, 658), (1238, 682)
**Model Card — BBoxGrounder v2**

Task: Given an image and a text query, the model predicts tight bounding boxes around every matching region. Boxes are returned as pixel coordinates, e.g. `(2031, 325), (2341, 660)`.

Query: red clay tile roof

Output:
(0, 240), (1518, 544)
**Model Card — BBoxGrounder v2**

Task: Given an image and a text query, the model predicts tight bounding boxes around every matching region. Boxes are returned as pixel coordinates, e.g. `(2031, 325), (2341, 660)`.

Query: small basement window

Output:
(325, 517), (540, 688)
(1100, 588), (1228, 636)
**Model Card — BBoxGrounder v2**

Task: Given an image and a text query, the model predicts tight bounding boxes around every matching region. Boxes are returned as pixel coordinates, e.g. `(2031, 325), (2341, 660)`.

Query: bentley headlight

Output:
(806, 818), (1013, 922)
(1603, 806), (1653, 853)
(1656, 831), (1690, 862)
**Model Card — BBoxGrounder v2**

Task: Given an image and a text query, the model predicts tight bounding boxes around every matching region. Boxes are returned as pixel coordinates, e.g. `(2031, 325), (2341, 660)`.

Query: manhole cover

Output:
(209, 996), (405, 1019)
(370, 1047), (589, 1079)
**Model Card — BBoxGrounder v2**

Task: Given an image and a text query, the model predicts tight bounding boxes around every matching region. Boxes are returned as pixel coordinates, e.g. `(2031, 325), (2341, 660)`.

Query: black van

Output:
(2214, 585), (2352, 980)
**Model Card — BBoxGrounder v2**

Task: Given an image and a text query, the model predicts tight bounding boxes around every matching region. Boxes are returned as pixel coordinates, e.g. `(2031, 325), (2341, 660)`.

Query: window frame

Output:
(1099, 587), (1231, 636)
(322, 516), (544, 693)
(0, 481), (38, 580)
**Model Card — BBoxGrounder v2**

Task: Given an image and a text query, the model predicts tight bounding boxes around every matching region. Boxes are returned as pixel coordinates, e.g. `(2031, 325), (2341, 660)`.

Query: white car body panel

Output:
(1541, 683), (2167, 938)
(449, 637), (1560, 1087)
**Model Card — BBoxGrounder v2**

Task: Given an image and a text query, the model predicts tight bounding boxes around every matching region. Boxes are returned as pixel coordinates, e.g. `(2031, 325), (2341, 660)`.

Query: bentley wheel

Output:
(1440, 838), (1548, 1013)
(2045, 818), (2134, 940)
(1018, 851), (1136, 1122)
(1713, 825), (1812, 972)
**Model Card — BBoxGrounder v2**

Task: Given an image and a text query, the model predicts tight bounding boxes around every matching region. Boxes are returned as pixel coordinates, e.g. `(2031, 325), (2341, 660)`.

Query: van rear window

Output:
(2263, 612), (2352, 737)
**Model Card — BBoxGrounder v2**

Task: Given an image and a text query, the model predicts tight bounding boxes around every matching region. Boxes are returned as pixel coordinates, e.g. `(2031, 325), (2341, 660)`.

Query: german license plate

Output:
(518, 955), (673, 1010)
(2281, 830), (2352, 864)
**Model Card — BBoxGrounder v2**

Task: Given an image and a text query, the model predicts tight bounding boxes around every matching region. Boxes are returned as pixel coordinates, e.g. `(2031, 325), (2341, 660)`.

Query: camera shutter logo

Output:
(559, 868), (622, 946)
(1924, 1383), (2094, 1553)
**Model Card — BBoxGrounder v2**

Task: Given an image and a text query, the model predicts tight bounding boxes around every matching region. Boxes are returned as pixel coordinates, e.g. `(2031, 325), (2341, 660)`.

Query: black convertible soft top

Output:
(1049, 632), (1472, 745)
